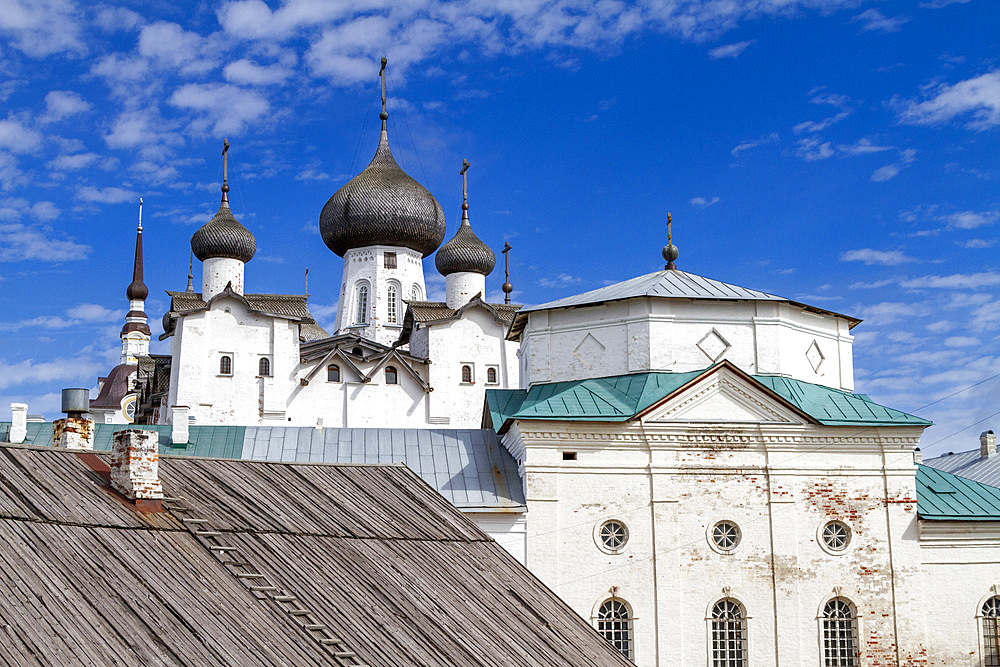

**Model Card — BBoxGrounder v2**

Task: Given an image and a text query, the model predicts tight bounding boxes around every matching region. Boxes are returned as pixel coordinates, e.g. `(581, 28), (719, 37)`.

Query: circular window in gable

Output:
(820, 520), (851, 554)
(710, 520), (741, 553)
(596, 520), (629, 554)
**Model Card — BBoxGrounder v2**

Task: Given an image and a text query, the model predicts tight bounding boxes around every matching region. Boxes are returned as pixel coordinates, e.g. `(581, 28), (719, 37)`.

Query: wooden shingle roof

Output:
(0, 444), (630, 667)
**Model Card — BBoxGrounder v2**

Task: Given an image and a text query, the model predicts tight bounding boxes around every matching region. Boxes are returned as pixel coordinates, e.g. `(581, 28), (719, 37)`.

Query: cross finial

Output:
(460, 159), (470, 222)
(502, 241), (513, 304)
(662, 211), (679, 270)
(379, 57), (388, 129)
(221, 138), (231, 202)
(137, 197), (143, 232)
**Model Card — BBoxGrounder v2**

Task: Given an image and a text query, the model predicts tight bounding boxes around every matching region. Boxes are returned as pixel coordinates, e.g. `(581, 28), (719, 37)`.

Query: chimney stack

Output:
(170, 406), (190, 446)
(913, 447), (922, 464)
(9, 403), (27, 444)
(52, 389), (94, 450)
(981, 430), (996, 459)
(111, 429), (163, 500)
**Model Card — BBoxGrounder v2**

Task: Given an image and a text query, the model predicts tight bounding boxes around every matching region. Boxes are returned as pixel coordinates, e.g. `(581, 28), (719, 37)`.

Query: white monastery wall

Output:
(334, 245), (425, 346)
(521, 297), (855, 391)
(202, 257), (244, 298)
(468, 512), (528, 564)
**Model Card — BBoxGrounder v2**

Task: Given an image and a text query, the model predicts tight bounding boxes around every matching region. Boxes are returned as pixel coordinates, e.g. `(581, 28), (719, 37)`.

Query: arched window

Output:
(822, 598), (858, 666)
(219, 355), (232, 375)
(258, 357), (270, 377)
(982, 596), (1000, 667)
(487, 367), (498, 384)
(327, 364), (340, 383)
(411, 284), (421, 302)
(387, 284), (398, 324)
(597, 599), (632, 659)
(385, 366), (398, 385)
(355, 283), (369, 324)
(711, 599), (747, 667)
(461, 365), (473, 383)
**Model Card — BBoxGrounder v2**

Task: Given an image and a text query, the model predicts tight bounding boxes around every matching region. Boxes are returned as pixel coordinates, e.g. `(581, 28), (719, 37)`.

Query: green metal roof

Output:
(916, 464), (1000, 520)
(485, 367), (930, 430)
(0, 422), (245, 459)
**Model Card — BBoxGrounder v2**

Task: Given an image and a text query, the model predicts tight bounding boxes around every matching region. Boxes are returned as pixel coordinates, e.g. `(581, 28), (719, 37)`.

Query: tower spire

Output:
(122, 198), (150, 365)
(662, 212), (679, 270)
(379, 57), (388, 132)
(221, 138), (230, 204)
(502, 242), (513, 305)
(185, 251), (194, 293)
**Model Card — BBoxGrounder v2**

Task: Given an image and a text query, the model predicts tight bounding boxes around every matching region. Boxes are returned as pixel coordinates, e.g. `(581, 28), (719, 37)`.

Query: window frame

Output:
(819, 597), (859, 667)
(595, 598), (634, 660)
(594, 518), (630, 555)
(387, 283), (399, 324)
(385, 365), (398, 385)
(486, 365), (499, 385)
(354, 282), (370, 325)
(709, 520), (742, 554)
(218, 354), (233, 377)
(384, 251), (397, 269)
(980, 595), (1000, 667)
(327, 364), (341, 383)
(709, 598), (748, 667)
(460, 363), (474, 384)
(257, 357), (271, 377)
(819, 520), (852, 555)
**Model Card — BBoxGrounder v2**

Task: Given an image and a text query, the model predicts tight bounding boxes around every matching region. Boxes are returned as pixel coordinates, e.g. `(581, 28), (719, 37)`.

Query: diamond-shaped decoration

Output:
(806, 339), (825, 372)
(696, 328), (731, 363)
(573, 333), (606, 369)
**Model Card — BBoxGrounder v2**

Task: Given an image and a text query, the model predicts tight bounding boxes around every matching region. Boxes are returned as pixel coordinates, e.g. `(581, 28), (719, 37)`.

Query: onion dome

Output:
(435, 159), (494, 276)
(191, 166), (256, 263)
(320, 129), (445, 258)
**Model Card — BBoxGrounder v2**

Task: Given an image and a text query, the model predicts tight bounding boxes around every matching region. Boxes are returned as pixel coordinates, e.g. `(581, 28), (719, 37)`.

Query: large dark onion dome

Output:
(319, 129), (446, 258)
(435, 218), (495, 276)
(191, 187), (256, 263)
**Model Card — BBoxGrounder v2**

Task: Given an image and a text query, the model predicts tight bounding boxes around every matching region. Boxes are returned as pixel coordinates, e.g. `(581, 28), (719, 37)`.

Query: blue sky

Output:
(0, 0), (997, 455)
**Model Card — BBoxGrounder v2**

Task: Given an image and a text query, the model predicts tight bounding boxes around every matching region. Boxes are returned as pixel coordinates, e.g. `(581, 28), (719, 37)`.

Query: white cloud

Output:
(900, 272), (1000, 290)
(93, 6), (143, 32)
(708, 41), (752, 59)
(77, 186), (138, 204)
(945, 210), (998, 230)
(871, 164), (900, 182)
(66, 303), (122, 322)
(0, 198), (60, 223)
(920, 0), (970, 7)
(944, 336), (979, 348)
(40, 91), (90, 123)
(0, 0), (85, 57)
(794, 137), (834, 161)
(690, 196), (720, 208)
(169, 83), (271, 135)
(0, 222), (89, 261)
(224, 59), (295, 85)
(0, 356), (104, 390)
(539, 273), (581, 288)
(897, 70), (1000, 130)
(104, 109), (184, 158)
(963, 239), (997, 249)
(0, 117), (43, 154)
(856, 301), (918, 325)
(792, 92), (853, 134)
(138, 21), (221, 76)
(852, 9), (909, 33)
(837, 138), (894, 156)
(731, 133), (779, 157)
(49, 152), (117, 172)
(840, 249), (916, 266)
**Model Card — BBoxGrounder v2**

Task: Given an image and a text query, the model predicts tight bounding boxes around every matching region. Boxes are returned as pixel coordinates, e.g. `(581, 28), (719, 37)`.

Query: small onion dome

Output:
(191, 198), (256, 263)
(126, 276), (148, 300)
(319, 131), (445, 258)
(435, 219), (495, 276)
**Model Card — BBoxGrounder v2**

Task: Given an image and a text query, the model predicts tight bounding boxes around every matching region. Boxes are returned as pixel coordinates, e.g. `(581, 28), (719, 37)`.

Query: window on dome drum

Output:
(711, 521), (741, 552)
(219, 355), (232, 376)
(711, 599), (747, 667)
(355, 284), (369, 324)
(327, 364), (340, 383)
(385, 366), (398, 385)
(387, 285), (398, 324)
(599, 520), (628, 552)
(258, 357), (270, 377)
(411, 285), (421, 301)
(461, 365), (473, 383)
(822, 521), (851, 552)
(983, 596), (1000, 667)
(822, 598), (859, 666)
(384, 252), (397, 269)
(597, 599), (632, 660)
(486, 366), (498, 384)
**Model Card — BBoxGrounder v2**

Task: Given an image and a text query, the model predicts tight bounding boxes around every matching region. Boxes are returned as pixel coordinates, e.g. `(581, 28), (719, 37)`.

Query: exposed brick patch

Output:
(110, 429), (164, 500)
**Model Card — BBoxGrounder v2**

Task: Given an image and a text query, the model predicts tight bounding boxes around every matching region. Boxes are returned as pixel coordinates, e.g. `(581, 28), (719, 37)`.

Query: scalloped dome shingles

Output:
(191, 200), (256, 263)
(435, 220), (495, 276)
(319, 131), (446, 258)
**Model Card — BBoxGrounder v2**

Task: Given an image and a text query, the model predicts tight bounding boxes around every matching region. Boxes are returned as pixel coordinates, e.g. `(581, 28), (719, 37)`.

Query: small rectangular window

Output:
(384, 252), (397, 269)
(563, 452), (577, 461)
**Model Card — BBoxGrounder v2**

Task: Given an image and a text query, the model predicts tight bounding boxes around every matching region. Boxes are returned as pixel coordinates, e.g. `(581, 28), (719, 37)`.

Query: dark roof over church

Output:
(89, 363), (135, 410)
(319, 129), (445, 258)
(161, 290), (328, 341)
(0, 444), (630, 666)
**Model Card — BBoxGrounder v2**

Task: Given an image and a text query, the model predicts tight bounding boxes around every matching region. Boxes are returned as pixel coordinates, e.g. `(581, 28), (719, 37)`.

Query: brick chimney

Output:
(110, 429), (163, 500)
(52, 389), (94, 450)
(982, 430), (997, 459)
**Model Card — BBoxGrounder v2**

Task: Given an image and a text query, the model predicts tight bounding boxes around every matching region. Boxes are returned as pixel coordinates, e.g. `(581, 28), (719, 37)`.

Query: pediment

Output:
(640, 368), (809, 425)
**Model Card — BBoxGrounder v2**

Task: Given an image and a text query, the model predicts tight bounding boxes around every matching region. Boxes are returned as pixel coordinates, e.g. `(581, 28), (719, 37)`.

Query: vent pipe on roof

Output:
(912, 447), (922, 464)
(981, 430), (996, 459)
(53, 388), (94, 450)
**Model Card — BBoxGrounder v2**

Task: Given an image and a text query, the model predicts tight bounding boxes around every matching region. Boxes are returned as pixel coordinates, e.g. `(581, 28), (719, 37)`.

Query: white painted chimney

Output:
(110, 429), (163, 500)
(9, 403), (27, 444)
(913, 447), (922, 464)
(981, 430), (996, 459)
(171, 405), (190, 445)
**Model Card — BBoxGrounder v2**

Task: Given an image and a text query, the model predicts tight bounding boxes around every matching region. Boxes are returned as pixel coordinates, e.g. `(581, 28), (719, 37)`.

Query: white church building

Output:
(6, 62), (1000, 667)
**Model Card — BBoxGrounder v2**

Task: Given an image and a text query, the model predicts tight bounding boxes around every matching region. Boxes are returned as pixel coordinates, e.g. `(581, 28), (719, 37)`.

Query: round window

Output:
(598, 520), (629, 553)
(710, 520), (741, 552)
(821, 520), (851, 552)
